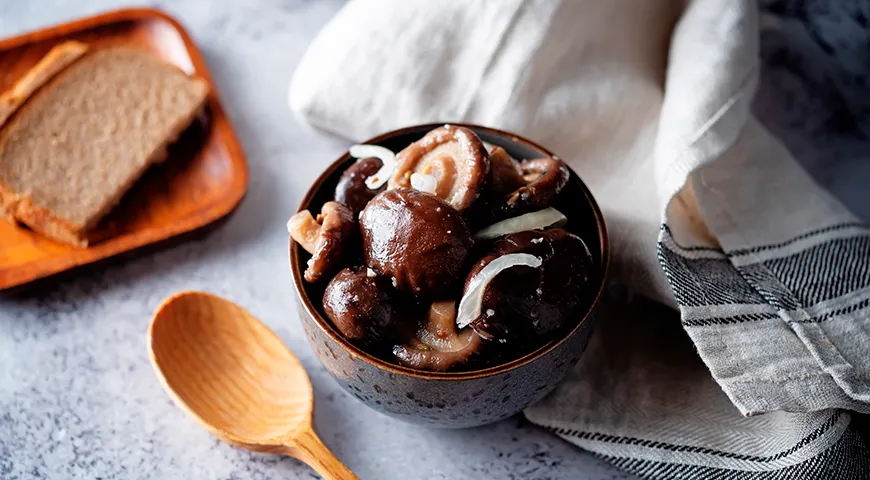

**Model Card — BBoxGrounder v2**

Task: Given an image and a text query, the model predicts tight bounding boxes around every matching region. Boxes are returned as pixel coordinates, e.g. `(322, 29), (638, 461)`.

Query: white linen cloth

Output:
(289, 0), (870, 477)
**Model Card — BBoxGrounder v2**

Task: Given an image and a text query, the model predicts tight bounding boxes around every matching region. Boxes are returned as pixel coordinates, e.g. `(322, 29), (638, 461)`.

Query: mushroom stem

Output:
(287, 211), (320, 254)
(289, 202), (357, 284)
(416, 300), (461, 349)
(393, 299), (484, 372)
(488, 146), (525, 196)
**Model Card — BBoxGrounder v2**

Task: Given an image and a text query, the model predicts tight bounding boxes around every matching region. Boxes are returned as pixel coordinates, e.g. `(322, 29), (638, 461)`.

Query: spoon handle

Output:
(287, 429), (359, 480)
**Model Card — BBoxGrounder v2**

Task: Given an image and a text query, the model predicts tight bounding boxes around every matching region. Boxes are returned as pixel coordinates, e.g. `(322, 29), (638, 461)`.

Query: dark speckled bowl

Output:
(290, 123), (609, 428)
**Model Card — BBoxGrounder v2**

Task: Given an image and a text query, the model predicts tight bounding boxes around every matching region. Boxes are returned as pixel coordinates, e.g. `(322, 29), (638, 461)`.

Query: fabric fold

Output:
(524, 290), (867, 478)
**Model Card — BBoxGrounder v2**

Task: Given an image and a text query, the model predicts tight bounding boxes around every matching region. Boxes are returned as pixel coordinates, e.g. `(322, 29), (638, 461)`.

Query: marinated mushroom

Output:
(388, 125), (490, 213)
(292, 125), (598, 373)
(323, 267), (404, 348)
(461, 228), (593, 347)
(334, 157), (385, 214)
(393, 300), (484, 371)
(487, 146), (525, 197)
(287, 201), (356, 283)
(360, 188), (473, 296)
(498, 157), (570, 217)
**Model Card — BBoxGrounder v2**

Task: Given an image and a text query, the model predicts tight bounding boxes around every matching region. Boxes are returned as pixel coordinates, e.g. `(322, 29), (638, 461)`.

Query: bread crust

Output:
(0, 188), (87, 246)
(0, 41), (90, 245)
(0, 42), (209, 248)
(0, 41), (88, 126)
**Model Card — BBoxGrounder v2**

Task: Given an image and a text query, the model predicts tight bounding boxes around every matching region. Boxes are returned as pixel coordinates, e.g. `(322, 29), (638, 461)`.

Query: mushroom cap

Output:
(304, 201), (357, 283)
(464, 228), (593, 346)
(500, 157), (570, 217)
(323, 266), (403, 348)
(360, 188), (473, 296)
(388, 125), (490, 213)
(334, 157), (385, 214)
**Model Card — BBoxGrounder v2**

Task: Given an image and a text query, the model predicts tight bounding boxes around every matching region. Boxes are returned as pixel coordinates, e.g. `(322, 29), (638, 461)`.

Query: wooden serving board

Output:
(0, 8), (248, 291)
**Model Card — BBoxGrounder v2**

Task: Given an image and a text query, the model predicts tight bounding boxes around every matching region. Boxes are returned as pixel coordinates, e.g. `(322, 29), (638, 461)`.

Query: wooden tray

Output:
(0, 8), (247, 291)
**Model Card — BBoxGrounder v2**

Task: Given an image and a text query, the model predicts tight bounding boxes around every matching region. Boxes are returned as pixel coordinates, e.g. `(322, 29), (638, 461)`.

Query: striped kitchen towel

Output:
(527, 287), (869, 479)
(289, 0), (870, 477)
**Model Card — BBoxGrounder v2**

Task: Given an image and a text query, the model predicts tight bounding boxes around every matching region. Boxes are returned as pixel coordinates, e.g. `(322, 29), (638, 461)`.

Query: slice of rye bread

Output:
(0, 42), (209, 247)
(0, 41), (89, 224)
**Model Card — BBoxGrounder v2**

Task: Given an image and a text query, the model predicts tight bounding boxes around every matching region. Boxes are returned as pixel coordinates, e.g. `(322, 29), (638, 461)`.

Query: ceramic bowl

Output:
(290, 123), (609, 428)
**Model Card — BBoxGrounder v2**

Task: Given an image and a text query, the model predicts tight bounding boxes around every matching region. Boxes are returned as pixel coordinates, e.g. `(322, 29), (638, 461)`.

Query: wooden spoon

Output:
(148, 291), (357, 480)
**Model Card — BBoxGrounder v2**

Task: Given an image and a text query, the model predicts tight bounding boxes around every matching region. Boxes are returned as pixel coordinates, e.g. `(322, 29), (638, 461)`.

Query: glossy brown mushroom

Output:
(360, 188), (473, 296)
(334, 157), (385, 214)
(487, 146), (525, 197)
(499, 157), (570, 217)
(388, 125), (490, 213)
(287, 201), (356, 283)
(323, 267), (404, 348)
(393, 300), (484, 372)
(463, 228), (593, 346)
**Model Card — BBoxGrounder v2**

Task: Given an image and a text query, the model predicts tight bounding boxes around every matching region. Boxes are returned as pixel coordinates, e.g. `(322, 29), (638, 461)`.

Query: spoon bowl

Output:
(149, 291), (357, 479)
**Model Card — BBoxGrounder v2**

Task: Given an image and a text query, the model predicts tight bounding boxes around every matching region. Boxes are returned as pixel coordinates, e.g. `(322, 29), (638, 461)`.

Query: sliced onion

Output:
(349, 144), (396, 190)
(474, 208), (567, 240)
(456, 253), (542, 329)
(410, 172), (437, 194)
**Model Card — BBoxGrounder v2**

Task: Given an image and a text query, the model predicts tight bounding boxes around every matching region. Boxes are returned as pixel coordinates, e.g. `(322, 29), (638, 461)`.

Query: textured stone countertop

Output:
(1, 1), (867, 479)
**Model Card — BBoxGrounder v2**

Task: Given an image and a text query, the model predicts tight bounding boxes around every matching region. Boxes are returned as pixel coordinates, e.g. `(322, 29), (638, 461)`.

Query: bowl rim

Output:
(290, 122), (610, 380)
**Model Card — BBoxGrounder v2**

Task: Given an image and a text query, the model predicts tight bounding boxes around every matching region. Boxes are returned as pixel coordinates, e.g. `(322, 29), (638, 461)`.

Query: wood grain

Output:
(149, 292), (357, 480)
(0, 8), (247, 291)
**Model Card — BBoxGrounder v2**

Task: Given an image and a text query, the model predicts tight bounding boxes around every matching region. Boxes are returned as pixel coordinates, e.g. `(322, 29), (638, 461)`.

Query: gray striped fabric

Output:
(525, 283), (869, 479)
(527, 1), (870, 477)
